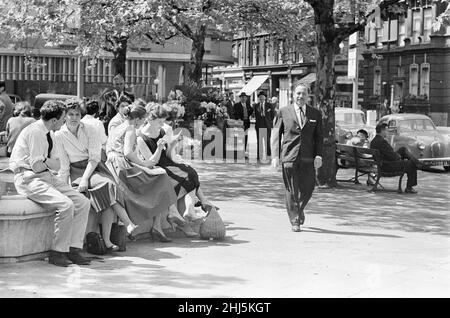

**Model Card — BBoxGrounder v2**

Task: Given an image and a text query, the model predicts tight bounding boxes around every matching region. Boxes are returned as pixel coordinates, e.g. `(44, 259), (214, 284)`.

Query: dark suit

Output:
(233, 101), (253, 151)
(271, 104), (323, 226)
(254, 101), (275, 159)
(370, 135), (418, 188)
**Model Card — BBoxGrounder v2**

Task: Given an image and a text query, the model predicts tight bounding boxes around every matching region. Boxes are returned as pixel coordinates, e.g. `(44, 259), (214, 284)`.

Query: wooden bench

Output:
(335, 143), (406, 193)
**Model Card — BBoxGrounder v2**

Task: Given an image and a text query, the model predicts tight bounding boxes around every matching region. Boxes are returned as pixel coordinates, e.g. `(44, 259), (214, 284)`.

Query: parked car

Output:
(33, 93), (77, 118)
(335, 107), (375, 144)
(7, 94), (22, 104)
(378, 113), (450, 170)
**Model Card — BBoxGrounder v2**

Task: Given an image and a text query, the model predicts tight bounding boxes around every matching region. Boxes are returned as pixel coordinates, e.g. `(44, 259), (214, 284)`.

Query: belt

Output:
(13, 167), (31, 174)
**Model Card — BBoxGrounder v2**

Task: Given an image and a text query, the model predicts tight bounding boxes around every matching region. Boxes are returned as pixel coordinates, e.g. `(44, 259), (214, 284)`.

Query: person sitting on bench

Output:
(370, 123), (422, 194)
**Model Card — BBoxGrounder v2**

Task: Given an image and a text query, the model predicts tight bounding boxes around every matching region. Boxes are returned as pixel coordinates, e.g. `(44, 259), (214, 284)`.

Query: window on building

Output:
(237, 43), (242, 66)
(409, 63), (419, 95)
(278, 40), (284, 64)
(264, 40), (270, 65)
(373, 66), (382, 95)
(412, 9), (422, 44)
(398, 17), (406, 46)
(420, 63), (430, 97)
(390, 19), (398, 42)
(376, 27), (383, 48)
(382, 20), (389, 42)
(423, 7), (433, 42)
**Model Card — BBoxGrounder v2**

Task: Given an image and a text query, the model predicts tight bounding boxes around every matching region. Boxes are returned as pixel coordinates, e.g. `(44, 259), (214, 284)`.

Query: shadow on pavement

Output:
(192, 161), (450, 237)
(303, 226), (403, 238)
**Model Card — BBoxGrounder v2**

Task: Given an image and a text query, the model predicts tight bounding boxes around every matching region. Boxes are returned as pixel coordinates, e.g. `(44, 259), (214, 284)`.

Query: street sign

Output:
(348, 47), (357, 79)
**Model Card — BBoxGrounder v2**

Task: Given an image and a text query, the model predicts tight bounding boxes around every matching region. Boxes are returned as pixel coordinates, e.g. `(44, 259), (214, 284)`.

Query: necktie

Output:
(243, 103), (248, 120)
(46, 131), (53, 158)
(261, 102), (265, 117)
(299, 107), (305, 128)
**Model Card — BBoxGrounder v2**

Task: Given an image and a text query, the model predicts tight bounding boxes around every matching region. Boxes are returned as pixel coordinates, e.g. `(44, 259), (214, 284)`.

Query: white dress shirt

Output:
(81, 114), (107, 146)
(55, 122), (101, 182)
(9, 119), (59, 171)
(294, 104), (306, 128)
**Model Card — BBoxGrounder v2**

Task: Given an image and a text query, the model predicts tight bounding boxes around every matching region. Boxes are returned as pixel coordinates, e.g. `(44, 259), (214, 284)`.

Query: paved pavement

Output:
(0, 126), (449, 298)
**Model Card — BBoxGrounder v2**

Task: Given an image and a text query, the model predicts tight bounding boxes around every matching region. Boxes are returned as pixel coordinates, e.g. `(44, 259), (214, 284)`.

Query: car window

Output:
(336, 112), (365, 125)
(414, 119), (436, 131)
(398, 120), (412, 131)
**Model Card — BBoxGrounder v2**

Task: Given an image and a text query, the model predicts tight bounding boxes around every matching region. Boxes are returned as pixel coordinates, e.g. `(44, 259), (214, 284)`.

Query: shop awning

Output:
(238, 75), (269, 96)
(297, 72), (316, 84)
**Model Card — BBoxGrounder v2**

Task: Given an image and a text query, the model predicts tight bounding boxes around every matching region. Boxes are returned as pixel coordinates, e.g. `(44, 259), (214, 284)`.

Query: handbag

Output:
(110, 222), (127, 252)
(85, 232), (107, 255)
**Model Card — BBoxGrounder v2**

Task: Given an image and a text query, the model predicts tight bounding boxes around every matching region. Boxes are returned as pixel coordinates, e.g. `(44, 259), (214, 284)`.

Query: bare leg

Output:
(111, 202), (137, 234)
(100, 207), (115, 247)
(85, 209), (100, 237)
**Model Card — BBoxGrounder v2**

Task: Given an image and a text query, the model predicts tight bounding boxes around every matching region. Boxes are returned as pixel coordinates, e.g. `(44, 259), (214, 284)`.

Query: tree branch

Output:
(334, 21), (366, 45)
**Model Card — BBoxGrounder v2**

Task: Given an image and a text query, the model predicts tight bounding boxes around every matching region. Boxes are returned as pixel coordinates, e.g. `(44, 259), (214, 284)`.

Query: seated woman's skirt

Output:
(105, 155), (178, 224)
(160, 162), (200, 199)
(70, 159), (118, 213)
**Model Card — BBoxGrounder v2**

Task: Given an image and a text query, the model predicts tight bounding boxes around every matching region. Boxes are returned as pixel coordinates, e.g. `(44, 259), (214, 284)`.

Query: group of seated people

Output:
(8, 95), (217, 267)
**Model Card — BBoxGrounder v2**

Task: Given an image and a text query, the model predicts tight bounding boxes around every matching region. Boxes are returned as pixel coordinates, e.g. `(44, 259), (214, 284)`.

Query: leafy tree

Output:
(0, 0), (174, 77)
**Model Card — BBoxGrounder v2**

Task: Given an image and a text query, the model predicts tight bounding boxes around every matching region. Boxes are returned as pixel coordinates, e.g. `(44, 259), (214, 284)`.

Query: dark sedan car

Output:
(378, 113), (450, 170)
(33, 93), (77, 118)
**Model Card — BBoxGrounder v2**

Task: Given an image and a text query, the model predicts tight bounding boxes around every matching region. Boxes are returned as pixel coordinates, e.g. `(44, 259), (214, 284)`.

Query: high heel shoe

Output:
(167, 213), (187, 229)
(106, 244), (120, 254)
(175, 223), (199, 238)
(127, 224), (138, 241)
(151, 228), (172, 243)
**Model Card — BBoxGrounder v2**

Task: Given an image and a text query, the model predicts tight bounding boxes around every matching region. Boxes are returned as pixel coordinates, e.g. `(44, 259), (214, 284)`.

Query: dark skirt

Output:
(70, 159), (118, 213)
(106, 155), (178, 224)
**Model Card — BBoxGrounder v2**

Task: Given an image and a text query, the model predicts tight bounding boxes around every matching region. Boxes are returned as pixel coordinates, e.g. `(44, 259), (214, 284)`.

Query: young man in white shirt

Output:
(9, 100), (91, 267)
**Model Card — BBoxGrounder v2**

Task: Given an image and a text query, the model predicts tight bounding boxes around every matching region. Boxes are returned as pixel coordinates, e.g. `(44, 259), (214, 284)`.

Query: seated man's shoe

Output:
(405, 187), (418, 194)
(291, 224), (301, 232)
(68, 247), (91, 265)
(48, 251), (72, 267)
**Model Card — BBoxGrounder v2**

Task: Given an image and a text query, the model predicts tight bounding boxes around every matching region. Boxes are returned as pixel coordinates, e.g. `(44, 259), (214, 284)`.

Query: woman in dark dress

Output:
(106, 103), (187, 242)
(136, 104), (217, 231)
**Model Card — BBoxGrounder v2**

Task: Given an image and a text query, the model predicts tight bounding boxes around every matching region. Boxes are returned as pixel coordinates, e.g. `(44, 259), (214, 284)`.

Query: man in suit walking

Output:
(254, 91), (275, 162)
(370, 123), (421, 193)
(271, 84), (323, 232)
(233, 92), (253, 156)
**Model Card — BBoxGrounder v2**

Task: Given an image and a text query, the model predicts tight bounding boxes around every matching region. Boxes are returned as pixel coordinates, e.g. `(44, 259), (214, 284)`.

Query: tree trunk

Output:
(188, 26), (206, 87)
(111, 37), (128, 77)
(313, 3), (338, 187)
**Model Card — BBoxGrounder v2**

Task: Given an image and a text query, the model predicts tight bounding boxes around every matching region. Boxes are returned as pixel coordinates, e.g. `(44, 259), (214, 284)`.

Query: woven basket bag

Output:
(199, 207), (226, 240)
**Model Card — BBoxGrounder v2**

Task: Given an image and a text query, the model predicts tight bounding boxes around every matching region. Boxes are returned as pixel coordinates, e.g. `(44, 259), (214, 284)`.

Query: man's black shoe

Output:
(48, 251), (72, 267)
(405, 187), (418, 194)
(68, 247), (91, 265)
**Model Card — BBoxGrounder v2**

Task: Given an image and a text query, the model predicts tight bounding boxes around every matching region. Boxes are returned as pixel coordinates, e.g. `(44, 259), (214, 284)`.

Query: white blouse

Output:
(55, 122), (101, 182)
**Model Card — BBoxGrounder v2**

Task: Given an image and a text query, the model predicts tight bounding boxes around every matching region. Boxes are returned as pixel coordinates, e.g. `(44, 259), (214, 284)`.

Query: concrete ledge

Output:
(0, 195), (54, 261)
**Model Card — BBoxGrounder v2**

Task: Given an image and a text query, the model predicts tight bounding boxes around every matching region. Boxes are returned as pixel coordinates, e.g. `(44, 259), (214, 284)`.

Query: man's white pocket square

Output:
(310, 119), (317, 122)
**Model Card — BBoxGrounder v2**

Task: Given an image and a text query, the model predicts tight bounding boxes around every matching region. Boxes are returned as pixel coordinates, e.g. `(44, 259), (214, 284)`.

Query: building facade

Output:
(0, 36), (234, 103)
(212, 32), (357, 108)
(361, 0), (450, 126)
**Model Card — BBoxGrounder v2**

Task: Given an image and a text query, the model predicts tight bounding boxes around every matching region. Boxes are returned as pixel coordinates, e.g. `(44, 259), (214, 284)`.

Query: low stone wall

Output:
(0, 194), (54, 263)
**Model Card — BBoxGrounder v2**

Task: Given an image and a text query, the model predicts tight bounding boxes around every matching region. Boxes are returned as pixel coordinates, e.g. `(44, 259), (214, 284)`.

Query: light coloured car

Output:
(335, 107), (375, 144)
(378, 113), (450, 170)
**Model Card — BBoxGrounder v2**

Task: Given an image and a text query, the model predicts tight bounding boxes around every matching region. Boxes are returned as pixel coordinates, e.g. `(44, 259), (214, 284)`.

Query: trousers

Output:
(282, 156), (315, 225)
(14, 170), (90, 252)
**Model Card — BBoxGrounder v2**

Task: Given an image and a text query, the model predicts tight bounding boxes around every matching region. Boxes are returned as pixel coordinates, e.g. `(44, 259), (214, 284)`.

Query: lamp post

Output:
(153, 78), (160, 102)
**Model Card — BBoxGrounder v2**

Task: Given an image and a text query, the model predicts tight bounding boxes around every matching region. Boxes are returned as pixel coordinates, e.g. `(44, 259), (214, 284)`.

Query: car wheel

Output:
(444, 165), (450, 172)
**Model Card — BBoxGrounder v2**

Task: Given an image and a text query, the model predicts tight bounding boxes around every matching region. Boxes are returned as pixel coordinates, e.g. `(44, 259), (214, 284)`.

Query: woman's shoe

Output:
(176, 223), (199, 238)
(127, 224), (138, 241)
(106, 244), (120, 253)
(151, 228), (172, 243)
(167, 213), (187, 229)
